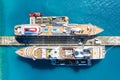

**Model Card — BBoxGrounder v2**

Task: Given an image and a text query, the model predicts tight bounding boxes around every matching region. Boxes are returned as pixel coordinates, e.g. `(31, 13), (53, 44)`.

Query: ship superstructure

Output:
(29, 12), (68, 26)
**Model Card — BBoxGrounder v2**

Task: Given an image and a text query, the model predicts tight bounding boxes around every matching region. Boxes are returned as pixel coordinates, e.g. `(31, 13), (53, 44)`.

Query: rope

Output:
(105, 45), (116, 53)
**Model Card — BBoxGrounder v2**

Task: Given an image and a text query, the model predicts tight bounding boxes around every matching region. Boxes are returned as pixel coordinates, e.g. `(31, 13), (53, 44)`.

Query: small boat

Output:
(16, 46), (106, 66)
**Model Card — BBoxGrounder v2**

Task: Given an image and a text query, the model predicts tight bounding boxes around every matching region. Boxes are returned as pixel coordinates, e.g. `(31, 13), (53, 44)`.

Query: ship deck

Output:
(17, 46), (105, 60)
(39, 24), (103, 36)
(14, 24), (103, 36)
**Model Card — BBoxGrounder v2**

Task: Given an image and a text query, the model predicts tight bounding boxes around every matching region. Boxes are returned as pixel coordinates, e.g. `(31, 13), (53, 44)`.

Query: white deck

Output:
(19, 46), (106, 60)
(91, 46), (105, 59)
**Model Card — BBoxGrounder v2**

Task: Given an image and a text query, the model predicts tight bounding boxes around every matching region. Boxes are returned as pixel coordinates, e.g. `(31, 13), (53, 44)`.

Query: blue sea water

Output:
(0, 0), (120, 80)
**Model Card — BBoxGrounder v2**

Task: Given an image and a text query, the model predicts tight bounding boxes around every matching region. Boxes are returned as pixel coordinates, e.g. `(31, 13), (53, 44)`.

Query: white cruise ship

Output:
(16, 46), (106, 66)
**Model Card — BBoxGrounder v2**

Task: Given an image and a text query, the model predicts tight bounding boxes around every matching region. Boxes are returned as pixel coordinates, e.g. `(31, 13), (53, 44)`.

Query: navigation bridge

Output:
(0, 36), (120, 46)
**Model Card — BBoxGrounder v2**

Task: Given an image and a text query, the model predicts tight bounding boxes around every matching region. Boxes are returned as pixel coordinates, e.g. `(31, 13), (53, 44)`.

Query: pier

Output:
(0, 36), (120, 46)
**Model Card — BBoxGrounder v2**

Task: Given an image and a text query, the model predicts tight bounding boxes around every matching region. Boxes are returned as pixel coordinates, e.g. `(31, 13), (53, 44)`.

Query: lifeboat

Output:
(24, 28), (37, 32)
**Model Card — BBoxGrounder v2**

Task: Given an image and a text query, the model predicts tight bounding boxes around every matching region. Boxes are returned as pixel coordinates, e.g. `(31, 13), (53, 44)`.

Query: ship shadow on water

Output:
(17, 56), (56, 70)
(69, 60), (101, 72)
(15, 36), (96, 45)
(17, 56), (101, 72)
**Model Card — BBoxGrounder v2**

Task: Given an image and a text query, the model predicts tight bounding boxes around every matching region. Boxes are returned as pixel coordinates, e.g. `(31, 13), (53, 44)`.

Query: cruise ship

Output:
(14, 12), (103, 36)
(16, 46), (106, 66)
(14, 24), (103, 36)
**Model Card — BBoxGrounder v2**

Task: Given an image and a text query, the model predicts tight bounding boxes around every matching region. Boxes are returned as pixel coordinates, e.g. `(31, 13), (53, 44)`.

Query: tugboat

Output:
(16, 46), (106, 66)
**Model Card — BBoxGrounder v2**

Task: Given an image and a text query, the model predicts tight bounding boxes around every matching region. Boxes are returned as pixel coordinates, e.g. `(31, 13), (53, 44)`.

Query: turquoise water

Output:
(1, 46), (120, 80)
(0, 0), (120, 80)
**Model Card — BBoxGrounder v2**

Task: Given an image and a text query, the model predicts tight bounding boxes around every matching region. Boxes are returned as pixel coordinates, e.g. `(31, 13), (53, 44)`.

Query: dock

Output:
(0, 36), (120, 46)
